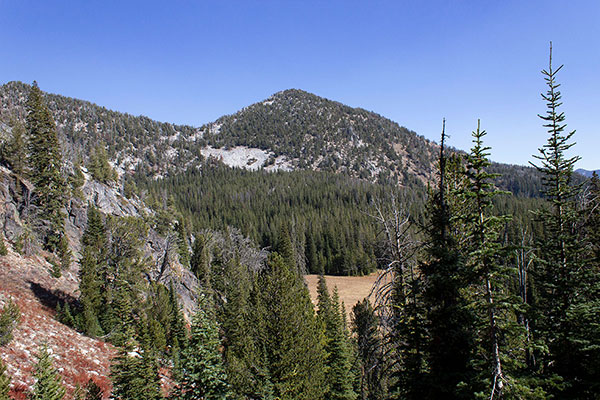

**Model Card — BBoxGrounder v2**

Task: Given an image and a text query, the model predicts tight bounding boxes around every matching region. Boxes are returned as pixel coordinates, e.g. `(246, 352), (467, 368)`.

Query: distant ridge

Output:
(576, 168), (599, 178)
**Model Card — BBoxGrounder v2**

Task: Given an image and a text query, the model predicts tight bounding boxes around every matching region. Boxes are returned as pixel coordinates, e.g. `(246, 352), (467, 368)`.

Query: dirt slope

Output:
(0, 249), (113, 399)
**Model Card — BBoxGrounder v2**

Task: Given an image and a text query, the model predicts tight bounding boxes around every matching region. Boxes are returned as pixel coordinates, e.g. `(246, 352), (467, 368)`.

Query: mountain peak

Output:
(203, 87), (437, 184)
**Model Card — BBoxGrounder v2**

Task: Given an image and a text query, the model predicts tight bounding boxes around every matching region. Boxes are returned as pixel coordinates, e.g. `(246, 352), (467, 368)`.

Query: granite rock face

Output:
(0, 166), (32, 242)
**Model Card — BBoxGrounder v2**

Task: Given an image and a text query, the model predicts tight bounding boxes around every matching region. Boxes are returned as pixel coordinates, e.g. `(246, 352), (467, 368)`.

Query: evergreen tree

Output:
(260, 253), (325, 400)
(352, 299), (385, 400)
(99, 215), (148, 338)
(420, 121), (474, 399)
(111, 347), (161, 400)
(29, 344), (66, 400)
(584, 173), (600, 264)
(173, 290), (230, 400)
(175, 220), (190, 268)
(531, 44), (600, 398)
(0, 234), (7, 257)
(0, 299), (20, 346)
(0, 358), (11, 400)
(316, 276), (357, 400)
(83, 379), (104, 400)
(57, 234), (71, 270)
(275, 225), (297, 273)
(109, 282), (137, 347)
(324, 284), (358, 400)
(88, 144), (117, 184)
(71, 157), (86, 192)
(168, 283), (188, 358)
(191, 233), (211, 286)
(5, 120), (27, 176)
(79, 205), (106, 337)
(305, 231), (318, 273)
(57, 301), (76, 328)
(221, 257), (273, 400)
(463, 121), (541, 398)
(111, 325), (162, 400)
(26, 82), (67, 253)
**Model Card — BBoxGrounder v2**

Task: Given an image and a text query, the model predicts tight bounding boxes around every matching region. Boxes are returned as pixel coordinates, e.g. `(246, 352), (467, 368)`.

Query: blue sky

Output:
(1, 1), (599, 169)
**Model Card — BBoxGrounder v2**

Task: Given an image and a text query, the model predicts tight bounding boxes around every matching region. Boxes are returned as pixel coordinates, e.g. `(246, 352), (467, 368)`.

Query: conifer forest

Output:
(0, 12), (599, 400)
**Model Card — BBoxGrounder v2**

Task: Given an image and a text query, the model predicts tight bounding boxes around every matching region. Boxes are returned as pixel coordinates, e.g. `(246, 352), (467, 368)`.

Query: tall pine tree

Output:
(26, 82), (67, 253)
(5, 120), (27, 177)
(420, 121), (474, 399)
(463, 121), (542, 398)
(260, 253), (325, 400)
(352, 299), (385, 400)
(531, 43), (600, 398)
(317, 276), (357, 400)
(172, 290), (231, 400)
(79, 205), (106, 336)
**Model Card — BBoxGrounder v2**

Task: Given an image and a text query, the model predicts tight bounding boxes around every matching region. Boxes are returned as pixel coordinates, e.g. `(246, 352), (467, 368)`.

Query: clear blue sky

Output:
(1, 1), (599, 169)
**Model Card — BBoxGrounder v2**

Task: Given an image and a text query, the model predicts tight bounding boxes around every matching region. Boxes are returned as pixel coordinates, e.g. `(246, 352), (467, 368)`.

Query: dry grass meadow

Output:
(305, 270), (390, 318)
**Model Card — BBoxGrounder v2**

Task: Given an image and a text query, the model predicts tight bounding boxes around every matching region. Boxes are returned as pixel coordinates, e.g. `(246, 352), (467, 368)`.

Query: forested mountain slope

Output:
(1, 81), (551, 193)
(201, 89), (438, 184)
(0, 82), (432, 185)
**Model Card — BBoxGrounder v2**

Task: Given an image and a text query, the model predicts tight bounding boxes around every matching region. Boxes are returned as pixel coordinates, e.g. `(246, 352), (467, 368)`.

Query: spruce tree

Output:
(79, 205), (106, 336)
(317, 276), (357, 400)
(584, 173), (600, 264)
(420, 121), (474, 399)
(71, 157), (85, 196)
(109, 283), (137, 347)
(111, 326), (162, 400)
(5, 120), (27, 177)
(463, 121), (542, 398)
(0, 299), (20, 346)
(0, 358), (10, 400)
(83, 379), (103, 400)
(0, 234), (7, 257)
(111, 348), (161, 400)
(221, 257), (272, 400)
(576, 172), (600, 394)
(305, 231), (318, 273)
(168, 284), (188, 368)
(260, 253), (325, 400)
(351, 299), (385, 400)
(530, 43), (598, 397)
(29, 344), (66, 400)
(26, 82), (66, 253)
(275, 225), (297, 273)
(191, 234), (211, 286)
(327, 287), (358, 400)
(100, 215), (148, 338)
(173, 290), (230, 400)
(168, 282), (188, 347)
(175, 220), (190, 268)
(88, 145), (117, 184)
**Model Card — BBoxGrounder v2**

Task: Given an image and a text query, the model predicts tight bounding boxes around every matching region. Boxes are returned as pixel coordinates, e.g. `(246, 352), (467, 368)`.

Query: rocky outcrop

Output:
(0, 165), (200, 317)
(0, 166), (32, 243)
